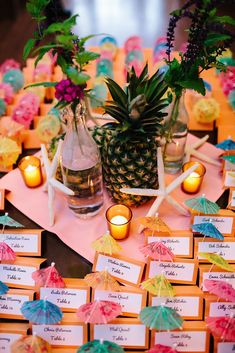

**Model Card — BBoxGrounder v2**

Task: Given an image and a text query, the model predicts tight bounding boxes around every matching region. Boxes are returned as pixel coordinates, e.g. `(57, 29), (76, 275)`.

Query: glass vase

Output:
(162, 91), (189, 174)
(60, 102), (104, 218)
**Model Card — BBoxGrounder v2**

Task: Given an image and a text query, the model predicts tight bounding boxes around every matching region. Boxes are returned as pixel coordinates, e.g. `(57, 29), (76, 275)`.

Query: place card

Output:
(0, 229), (42, 256)
(195, 238), (235, 263)
(92, 286), (147, 317)
(40, 278), (90, 312)
(145, 230), (193, 258)
(199, 264), (235, 291)
(228, 188), (235, 210)
(204, 294), (235, 318)
(32, 313), (87, 348)
(146, 259), (198, 284)
(192, 210), (235, 236)
(93, 253), (145, 287)
(0, 189), (5, 210)
(223, 171), (235, 188)
(90, 318), (149, 349)
(214, 341), (235, 353)
(151, 321), (209, 353)
(0, 257), (46, 289)
(149, 286), (203, 320)
(0, 323), (29, 353)
(0, 288), (34, 319)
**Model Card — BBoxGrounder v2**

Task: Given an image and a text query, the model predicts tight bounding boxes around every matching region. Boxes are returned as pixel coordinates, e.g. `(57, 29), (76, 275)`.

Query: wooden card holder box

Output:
(0, 288), (34, 320)
(32, 313), (88, 348)
(199, 264), (235, 291)
(194, 237), (235, 263)
(214, 339), (235, 353)
(0, 189), (5, 210)
(204, 293), (235, 319)
(0, 322), (29, 352)
(228, 188), (235, 210)
(149, 286), (203, 320)
(51, 349), (78, 353)
(39, 278), (90, 312)
(90, 318), (149, 349)
(151, 321), (210, 353)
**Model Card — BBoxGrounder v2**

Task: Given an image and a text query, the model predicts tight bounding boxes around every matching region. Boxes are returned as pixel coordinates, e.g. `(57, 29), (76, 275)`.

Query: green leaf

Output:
(209, 8), (217, 17)
(25, 81), (57, 89)
(26, 0), (50, 20)
(23, 38), (36, 61)
(45, 15), (78, 35)
(205, 33), (232, 47)
(213, 15), (235, 26)
(176, 78), (206, 95)
(56, 55), (67, 72)
(66, 67), (90, 84)
(105, 78), (127, 107)
(79, 34), (101, 48)
(75, 51), (100, 66)
(170, 9), (182, 17)
(56, 34), (77, 48)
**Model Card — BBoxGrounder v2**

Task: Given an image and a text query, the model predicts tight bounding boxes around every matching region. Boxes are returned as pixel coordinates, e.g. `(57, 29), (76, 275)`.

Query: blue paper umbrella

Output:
(0, 280), (9, 295)
(78, 339), (124, 353)
(184, 195), (220, 214)
(216, 139), (235, 151)
(221, 155), (235, 164)
(21, 299), (63, 324)
(192, 222), (224, 240)
(0, 213), (24, 233)
(140, 305), (183, 330)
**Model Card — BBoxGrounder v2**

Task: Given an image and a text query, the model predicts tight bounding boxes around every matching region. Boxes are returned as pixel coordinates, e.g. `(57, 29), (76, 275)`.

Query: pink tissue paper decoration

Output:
(100, 50), (113, 61)
(124, 36), (142, 54)
(33, 63), (52, 81)
(124, 58), (143, 78)
(12, 105), (35, 129)
(0, 59), (20, 74)
(0, 83), (14, 104)
(220, 66), (235, 96)
(19, 92), (40, 115)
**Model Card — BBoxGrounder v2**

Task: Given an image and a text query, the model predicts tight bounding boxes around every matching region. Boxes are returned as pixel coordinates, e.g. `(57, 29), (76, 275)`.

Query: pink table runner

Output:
(0, 134), (224, 263)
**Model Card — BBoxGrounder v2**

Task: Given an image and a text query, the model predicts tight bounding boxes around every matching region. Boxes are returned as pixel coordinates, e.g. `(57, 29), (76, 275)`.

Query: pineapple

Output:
(93, 64), (169, 206)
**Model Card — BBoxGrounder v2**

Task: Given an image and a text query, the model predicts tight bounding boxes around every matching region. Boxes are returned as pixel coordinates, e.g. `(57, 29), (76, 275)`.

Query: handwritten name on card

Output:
(217, 342), (235, 353)
(154, 331), (207, 352)
(32, 325), (85, 347)
(0, 333), (22, 353)
(147, 260), (197, 284)
(193, 215), (234, 235)
(92, 323), (148, 348)
(40, 288), (88, 312)
(197, 240), (235, 262)
(93, 253), (145, 286)
(151, 296), (200, 318)
(0, 230), (41, 256)
(0, 264), (36, 287)
(209, 302), (235, 317)
(146, 235), (192, 257)
(0, 291), (33, 319)
(202, 272), (235, 291)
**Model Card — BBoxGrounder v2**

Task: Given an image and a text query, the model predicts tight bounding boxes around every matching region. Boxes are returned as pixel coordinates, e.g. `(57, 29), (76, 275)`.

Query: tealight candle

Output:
(182, 161), (206, 194)
(18, 156), (43, 188)
(106, 204), (132, 240)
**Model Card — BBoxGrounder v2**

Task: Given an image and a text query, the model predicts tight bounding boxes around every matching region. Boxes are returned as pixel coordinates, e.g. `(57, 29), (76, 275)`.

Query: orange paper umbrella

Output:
(11, 334), (51, 353)
(91, 231), (122, 255)
(138, 215), (171, 235)
(141, 274), (175, 297)
(0, 137), (20, 168)
(84, 270), (120, 291)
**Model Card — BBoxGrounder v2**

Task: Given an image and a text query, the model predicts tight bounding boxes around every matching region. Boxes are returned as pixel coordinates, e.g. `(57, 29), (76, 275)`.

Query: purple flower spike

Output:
(55, 78), (84, 103)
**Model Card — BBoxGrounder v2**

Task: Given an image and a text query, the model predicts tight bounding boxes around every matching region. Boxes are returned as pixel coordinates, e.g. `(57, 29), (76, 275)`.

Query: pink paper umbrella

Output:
(149, 344), (179, 353)
(139, 241), (174, 261)
(77, 300), (122, 324)
(32, 262), (65, 288)
(204, 279), (235, 302)
(206, 315), (235, 341)
(0, 242), (16, 262)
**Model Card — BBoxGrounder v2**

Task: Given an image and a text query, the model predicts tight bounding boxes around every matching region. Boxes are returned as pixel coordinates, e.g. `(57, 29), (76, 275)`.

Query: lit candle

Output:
(18, 156), (43, 188)
(182, 161), (206, 194)
(106, 204), (132, 240)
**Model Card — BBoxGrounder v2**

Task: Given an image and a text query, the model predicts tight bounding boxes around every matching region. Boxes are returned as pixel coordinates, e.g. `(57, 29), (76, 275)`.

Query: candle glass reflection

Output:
(182, 161), (206, 194)
(106, 204), (132, 240)
(18, 156), (43, 188)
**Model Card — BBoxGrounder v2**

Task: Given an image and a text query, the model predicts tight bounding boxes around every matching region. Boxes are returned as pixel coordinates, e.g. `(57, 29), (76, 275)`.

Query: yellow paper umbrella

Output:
(36, 114), (61, 143)
(198, 252), (234, 272)
(138, 215), (172, 235)
(91, 231), (122, 255)
(0, 137), (21, 168)
(84, 270), (121, 291)
(11, 334), (51, 353)
(141, 274), (175, 297)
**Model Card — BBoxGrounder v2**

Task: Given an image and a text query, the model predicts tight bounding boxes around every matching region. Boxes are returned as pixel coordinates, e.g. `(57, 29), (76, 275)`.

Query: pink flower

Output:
(55, 79), (84, 103)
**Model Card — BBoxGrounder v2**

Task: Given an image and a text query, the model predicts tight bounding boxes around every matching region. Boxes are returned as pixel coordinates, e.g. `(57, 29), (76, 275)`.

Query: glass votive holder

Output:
(106, 204), (132, 240)
(18, 156), (43, 188)
(181, 161), (206, 194)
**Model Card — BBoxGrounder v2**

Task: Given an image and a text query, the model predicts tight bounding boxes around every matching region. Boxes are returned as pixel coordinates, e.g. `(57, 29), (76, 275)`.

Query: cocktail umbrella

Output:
(138, 215), (172, 235)
(216, 138), (235, 150)
(11, 334), (51, 353)
(222, 155), (235, 163)
(206, 315), (235, 341)
(77, 300), (122, 324)
(184, 194), (220, 214)
(84, 270), (120, 291)
(0, 280), (9, 294)
(141, 274), (175, 297)
(32, 262), (65, 288)
(0, 212), (24, 233)
(77, 339), (124, 353)
(192, 222), (224, 240)
(198, 252), (234, 272)
(0, 241), (16, 261)
(140, 304), (183, 330)
(148, 344), (179, 353)
(139, 241), (174, 261)
(203, 279), (235, 302)
(0, 136), (21, 168)
(20, 298), (63, 324)
(91, 231), (122, 255)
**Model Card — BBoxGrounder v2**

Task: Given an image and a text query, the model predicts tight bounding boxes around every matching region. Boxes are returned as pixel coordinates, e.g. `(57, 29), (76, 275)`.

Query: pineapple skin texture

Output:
(93, 125), (158, 207)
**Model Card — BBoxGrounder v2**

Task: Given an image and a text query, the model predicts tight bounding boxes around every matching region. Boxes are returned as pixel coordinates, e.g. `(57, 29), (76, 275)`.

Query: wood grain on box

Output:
(0, 229), (42, 256)
(194, 237), (235, 263)
(0, 288), (34, 320)
(199, 264), (235, 291)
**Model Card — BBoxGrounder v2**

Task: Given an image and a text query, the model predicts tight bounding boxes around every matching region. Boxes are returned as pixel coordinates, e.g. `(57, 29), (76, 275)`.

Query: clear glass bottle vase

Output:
(162, 91), (189, 174)
(60, 102), (104, 218)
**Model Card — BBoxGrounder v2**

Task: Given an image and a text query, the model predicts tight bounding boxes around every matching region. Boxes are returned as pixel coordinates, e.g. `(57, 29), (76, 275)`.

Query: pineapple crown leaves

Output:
(104, 64), (169, 142)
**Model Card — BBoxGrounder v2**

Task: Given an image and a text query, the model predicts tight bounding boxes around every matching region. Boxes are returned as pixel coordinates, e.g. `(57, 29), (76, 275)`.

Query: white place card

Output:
(228, 189), (235, 210)
(93, 253), (145, 287)
(146, 234), (192, 258)
(153, 331), (207, 352)
(196, 239), (235, 262)
(147, 259), (198, 284)
(217, 342), (235, 353)
(231, 190), (235, 206)
(0, 333), (22, 353)
(224, 171), (235, 188)
(0, 289), (34, 319)
(201, 271), (235, 291)
(151, 296), (200, 319)
(193, 215), (234, 235)
(224, 159), (235, 171)
(209, 302), (235, 317)
(0, 230), (42, 256)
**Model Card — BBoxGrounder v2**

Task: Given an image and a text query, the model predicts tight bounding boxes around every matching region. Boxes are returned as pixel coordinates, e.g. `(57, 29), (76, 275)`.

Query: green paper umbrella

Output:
(0, 212), (24, 233)
(222, 155), (235, 164)
(77, 339), (124, 353)
(184, 194), (220, 214)
(139, 304), (183, 330)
